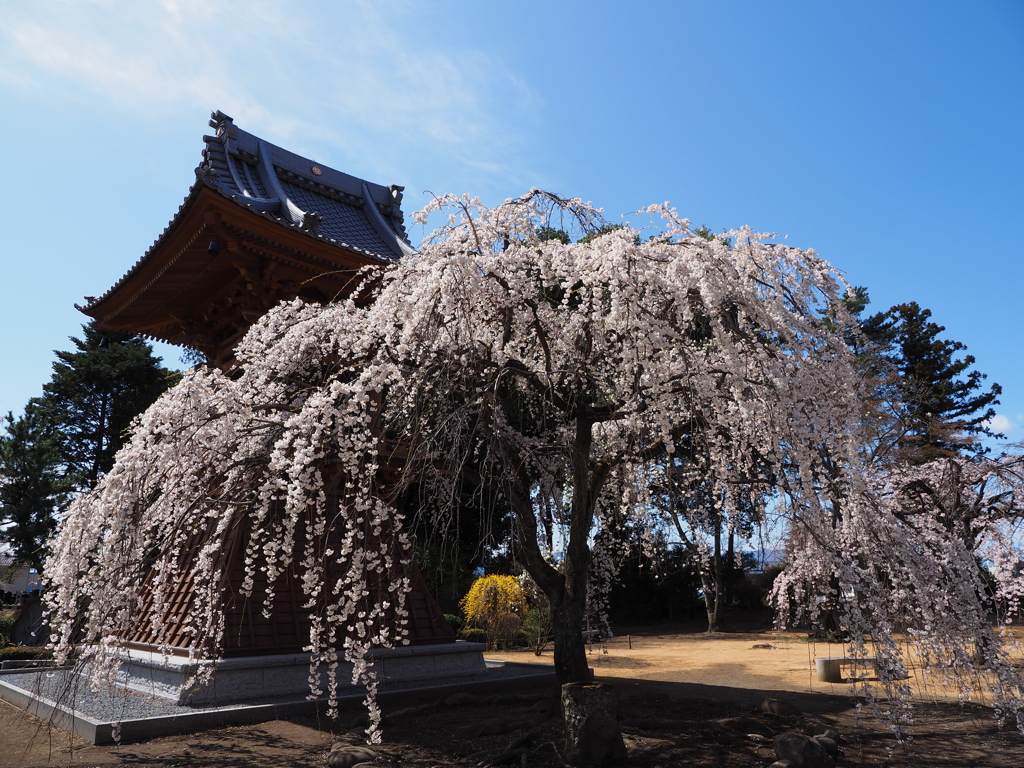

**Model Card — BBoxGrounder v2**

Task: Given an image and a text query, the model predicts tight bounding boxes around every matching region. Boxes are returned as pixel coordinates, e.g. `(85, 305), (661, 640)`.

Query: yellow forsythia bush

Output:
(459, 575), (527, 650)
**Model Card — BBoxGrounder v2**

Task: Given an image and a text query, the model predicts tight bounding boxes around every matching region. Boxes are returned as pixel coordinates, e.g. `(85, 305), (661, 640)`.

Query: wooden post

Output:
(561, 682), (627, 766)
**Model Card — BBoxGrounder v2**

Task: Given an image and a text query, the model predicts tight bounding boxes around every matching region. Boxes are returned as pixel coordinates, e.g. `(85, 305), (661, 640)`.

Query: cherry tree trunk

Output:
(699, 569), (720, 634)
(550, 589), (591, 684)
(561, 682), (628, 766)
(708, 518), (724, 633)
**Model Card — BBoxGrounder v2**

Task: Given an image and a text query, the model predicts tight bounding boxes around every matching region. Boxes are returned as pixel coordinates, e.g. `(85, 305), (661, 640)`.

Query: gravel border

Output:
(0, 660), (555, 744)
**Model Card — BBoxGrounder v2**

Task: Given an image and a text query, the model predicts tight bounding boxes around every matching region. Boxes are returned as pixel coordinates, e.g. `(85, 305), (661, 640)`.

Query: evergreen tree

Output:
(0, 405), (72, 571)
(0, 326), (177, 567)
(847, 292), (1001, 463)
(886, 302), (1001, 459)
(38, 324), (178, 490)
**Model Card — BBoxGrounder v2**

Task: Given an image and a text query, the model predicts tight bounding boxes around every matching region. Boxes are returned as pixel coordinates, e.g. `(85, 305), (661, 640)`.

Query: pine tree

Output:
(887, 302), (1001, 460)
(0, 326), (177, 567)
(38, 324), (179, 490)
(0, 405), (72, 571)
(847, 292), (1001, 463)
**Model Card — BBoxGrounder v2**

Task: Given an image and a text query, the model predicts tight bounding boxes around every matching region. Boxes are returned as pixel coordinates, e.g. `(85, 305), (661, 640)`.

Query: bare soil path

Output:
(489, 624), (1018, 706)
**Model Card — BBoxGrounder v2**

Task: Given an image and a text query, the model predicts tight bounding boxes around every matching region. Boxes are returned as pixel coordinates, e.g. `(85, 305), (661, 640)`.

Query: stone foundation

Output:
(116, 641), (487, 706)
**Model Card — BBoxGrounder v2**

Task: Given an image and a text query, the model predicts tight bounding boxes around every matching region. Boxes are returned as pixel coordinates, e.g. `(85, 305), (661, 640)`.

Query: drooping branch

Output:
(46, 191), (1024, 741)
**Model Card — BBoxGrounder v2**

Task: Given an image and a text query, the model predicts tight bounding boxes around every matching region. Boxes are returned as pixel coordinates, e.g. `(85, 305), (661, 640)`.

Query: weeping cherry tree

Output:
(45, 191), (1024, 740)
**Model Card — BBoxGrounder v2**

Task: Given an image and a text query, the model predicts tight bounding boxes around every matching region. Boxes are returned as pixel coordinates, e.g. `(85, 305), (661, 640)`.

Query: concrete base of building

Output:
(0, 649), (555, 745)
(117, 641), (488, 706)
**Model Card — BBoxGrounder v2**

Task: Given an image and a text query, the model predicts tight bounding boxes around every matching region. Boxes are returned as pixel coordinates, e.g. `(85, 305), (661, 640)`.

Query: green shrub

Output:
(458, 628), (486, 644)
(443, 613), (463, 632)
(521, 604), (552, 656)
(0, 645), (52, 662)
(0, 613), (15, 645)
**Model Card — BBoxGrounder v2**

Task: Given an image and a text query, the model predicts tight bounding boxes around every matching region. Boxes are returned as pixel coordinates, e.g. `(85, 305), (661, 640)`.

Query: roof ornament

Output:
(209, 110), (237, 139)
(388, 185), (411, 240)
(197, 160), (220, 188)
(300, 211), (322, 235)
(363, 182), (417, 259)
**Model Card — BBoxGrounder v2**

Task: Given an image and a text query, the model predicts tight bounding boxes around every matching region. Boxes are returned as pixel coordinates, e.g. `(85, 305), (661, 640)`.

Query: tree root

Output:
(468, 726), (543, 767)
(534, 740), (574, 768)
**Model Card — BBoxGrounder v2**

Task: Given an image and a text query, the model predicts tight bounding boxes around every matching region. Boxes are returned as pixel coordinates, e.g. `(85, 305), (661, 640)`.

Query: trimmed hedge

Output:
(0, 645), (52, 662)
(457, 628), (486, 644)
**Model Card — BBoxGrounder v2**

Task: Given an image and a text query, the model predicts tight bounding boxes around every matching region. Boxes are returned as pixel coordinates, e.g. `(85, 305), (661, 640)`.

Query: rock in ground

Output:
(807, 723), (840, 741)
(715, 716), (775, 737)
(774, 731), (835, 768)
(814, 735), (839, 758)
(328, 746), (377, 768)
(759, 698), (803, 718)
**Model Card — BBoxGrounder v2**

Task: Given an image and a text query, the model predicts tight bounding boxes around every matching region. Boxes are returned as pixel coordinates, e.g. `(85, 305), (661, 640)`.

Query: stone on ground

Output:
(327, 746), (377, 768)
(758, 697), (803, 718)
(807, 723), (840, 741)
(774, 731), (835, 768)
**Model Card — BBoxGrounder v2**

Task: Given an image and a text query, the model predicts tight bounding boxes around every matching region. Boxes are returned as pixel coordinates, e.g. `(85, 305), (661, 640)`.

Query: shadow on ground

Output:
(1, 662), (1020, 767)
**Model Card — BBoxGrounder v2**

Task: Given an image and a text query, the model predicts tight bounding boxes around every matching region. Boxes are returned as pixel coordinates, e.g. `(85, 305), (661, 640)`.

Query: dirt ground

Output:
(2, 625), (1023, 768)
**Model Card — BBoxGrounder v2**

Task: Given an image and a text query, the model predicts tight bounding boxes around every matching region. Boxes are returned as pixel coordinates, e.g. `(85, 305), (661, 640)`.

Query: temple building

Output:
(80, 110), (415, 367)
(77, 113), (467, 700)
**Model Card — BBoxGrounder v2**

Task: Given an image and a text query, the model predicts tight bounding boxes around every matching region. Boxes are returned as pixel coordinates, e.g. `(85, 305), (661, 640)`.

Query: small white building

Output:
(0, 554), (41, 598)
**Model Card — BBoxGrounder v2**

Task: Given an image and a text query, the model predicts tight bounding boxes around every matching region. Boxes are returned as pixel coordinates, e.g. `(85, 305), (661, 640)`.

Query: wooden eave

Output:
(83, 185), (386, 367)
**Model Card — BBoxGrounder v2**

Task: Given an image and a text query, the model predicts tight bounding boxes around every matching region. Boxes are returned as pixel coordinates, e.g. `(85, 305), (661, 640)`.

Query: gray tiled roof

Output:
(200, 110), (415, 260)
(78, 112), (414, 315)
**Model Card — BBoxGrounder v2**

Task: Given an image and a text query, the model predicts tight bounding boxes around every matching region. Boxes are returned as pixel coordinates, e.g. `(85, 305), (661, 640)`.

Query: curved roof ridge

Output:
(80, 111), (416, 314)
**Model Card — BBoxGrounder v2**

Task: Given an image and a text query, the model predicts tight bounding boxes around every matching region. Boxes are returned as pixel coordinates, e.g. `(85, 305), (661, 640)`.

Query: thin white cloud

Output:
(0, 0), (540, 187)
(275, 0), (542, 186)
(0, 1), (297, 134)
(987, 414), (1013, 435)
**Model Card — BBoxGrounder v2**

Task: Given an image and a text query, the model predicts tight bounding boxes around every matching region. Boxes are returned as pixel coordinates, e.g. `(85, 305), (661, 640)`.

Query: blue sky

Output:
(1, 0), (1021, 442)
